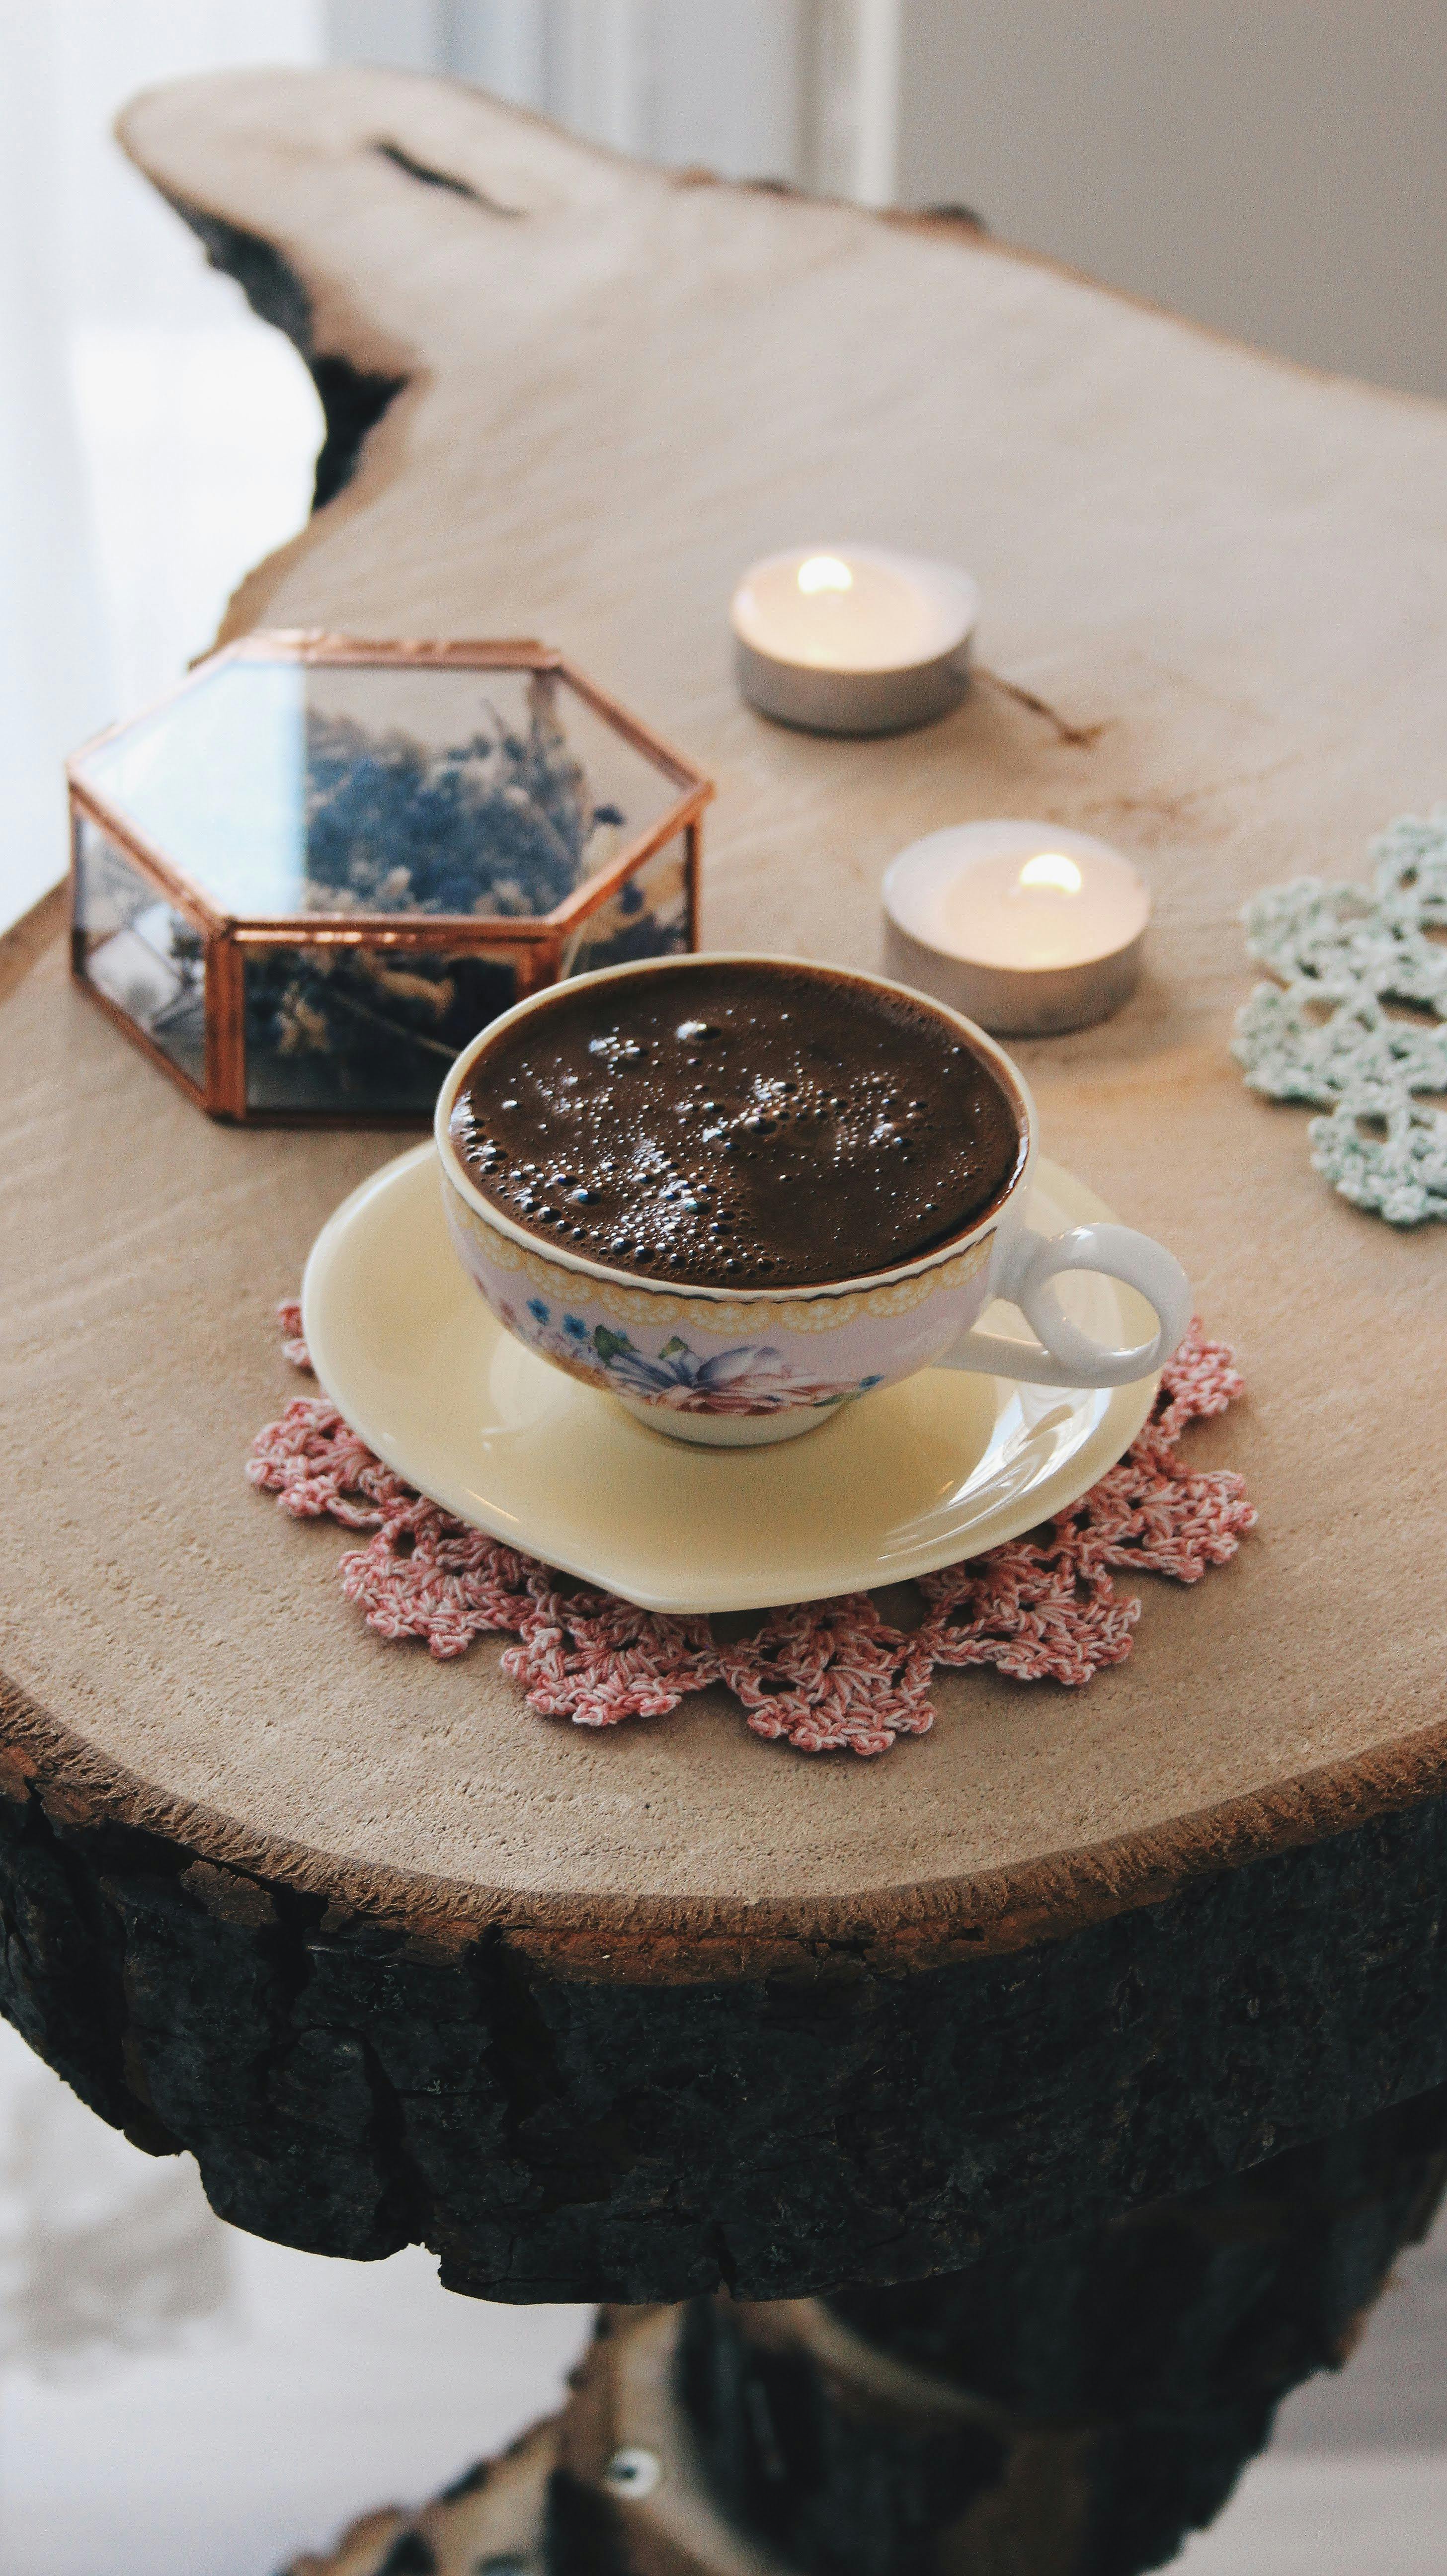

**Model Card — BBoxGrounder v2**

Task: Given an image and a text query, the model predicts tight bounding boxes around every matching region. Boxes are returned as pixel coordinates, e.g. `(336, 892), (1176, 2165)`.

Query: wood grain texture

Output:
(1, 68), (1446, 2298)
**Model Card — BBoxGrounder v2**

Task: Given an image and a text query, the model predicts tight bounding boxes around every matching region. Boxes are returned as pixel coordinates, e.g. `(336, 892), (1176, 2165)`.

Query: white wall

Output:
(893, 0), (1447, 398)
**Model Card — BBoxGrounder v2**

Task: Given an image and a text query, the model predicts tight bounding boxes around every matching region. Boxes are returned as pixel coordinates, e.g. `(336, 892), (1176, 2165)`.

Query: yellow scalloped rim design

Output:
(445, 1183), (992, 1332)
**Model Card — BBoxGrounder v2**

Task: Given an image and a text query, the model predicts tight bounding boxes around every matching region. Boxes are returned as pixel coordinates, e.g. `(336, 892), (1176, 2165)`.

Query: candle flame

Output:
(797, 555), (854, 595)
(1017, 852), (1083, 895)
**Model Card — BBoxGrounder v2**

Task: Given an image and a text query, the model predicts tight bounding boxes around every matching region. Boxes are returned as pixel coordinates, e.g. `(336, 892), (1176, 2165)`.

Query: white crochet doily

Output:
(1233, 808), (1447, 1224)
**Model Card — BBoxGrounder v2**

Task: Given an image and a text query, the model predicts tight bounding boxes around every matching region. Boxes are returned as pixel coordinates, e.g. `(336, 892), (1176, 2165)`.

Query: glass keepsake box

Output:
(66, 632), (713, 1123)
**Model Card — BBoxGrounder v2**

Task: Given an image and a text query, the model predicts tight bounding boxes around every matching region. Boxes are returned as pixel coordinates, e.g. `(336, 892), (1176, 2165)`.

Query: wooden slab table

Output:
(2, 67), (1446, 2576)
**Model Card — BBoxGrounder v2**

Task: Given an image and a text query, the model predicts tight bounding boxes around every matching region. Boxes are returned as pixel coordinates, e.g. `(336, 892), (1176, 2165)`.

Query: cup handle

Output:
(941, 1222), (1192, 1388)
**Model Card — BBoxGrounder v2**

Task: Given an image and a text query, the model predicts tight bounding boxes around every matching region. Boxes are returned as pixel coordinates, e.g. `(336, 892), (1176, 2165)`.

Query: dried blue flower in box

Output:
(66, 635), (712, 1124)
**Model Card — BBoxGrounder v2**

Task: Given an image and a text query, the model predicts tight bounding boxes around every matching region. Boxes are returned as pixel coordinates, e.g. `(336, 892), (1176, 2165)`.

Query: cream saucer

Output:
(302, 1146), (1158, 1615)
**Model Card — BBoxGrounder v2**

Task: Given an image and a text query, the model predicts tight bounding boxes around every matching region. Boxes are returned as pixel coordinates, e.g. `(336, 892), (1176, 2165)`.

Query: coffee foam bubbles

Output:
(452, 963), (1021, 1291)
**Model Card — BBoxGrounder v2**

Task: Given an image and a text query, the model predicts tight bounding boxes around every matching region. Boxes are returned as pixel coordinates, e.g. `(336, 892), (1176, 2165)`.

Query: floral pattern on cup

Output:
(502, 1296), (884, 1415)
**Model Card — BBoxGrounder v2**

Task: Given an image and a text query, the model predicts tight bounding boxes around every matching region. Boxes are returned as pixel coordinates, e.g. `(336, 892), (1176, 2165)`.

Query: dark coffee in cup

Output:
(448, 959), (1023, 1291)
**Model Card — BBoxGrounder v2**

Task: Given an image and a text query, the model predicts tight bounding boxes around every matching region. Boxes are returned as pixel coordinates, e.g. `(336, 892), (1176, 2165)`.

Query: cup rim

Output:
(433, 951), (1034, 1306)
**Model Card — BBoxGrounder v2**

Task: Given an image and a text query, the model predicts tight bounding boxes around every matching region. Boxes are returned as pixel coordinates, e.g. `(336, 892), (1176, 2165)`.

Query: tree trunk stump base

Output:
(287, 2089), (1447, 2576)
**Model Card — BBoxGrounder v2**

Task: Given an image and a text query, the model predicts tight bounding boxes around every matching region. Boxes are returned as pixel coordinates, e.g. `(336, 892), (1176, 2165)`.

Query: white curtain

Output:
(0, 1), (325, 937)
(0, 6), (112, 932)
(328, 0), (902, 201)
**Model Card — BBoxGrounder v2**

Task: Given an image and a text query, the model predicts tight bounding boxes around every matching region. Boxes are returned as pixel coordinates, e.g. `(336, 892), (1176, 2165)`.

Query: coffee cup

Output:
(434, 954), (1190, 1449)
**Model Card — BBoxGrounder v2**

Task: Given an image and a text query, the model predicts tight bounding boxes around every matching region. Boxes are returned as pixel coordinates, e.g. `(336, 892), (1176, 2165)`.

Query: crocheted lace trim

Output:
(1233, 807), (1447, 1224)
(249, 1309), (1254, 1757)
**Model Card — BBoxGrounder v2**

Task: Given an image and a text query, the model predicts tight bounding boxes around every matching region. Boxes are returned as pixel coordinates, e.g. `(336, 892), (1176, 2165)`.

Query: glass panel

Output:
(73, 814), (207, 1090)
(242, 941), (521, 1116)
(562, 834), (691, 980)
(73, 658), (681, 924)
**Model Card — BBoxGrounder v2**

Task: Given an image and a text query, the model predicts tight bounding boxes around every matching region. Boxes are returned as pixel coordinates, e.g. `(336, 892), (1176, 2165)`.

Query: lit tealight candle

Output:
(883, 820), (1151, 1036)
(731, 544), (980, 735)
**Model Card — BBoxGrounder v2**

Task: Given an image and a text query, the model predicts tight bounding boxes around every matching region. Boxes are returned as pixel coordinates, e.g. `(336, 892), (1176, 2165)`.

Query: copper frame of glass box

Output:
(66, 632), (715, 1126)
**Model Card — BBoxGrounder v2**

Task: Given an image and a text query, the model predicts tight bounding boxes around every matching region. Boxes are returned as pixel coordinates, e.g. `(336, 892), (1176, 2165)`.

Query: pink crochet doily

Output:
(249, 1308), (1254, 1757)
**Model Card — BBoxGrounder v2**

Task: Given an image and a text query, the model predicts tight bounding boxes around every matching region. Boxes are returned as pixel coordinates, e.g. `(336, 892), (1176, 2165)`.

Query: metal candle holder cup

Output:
(884, 822), (1151, 1038)
(731, 545), (980, 736)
